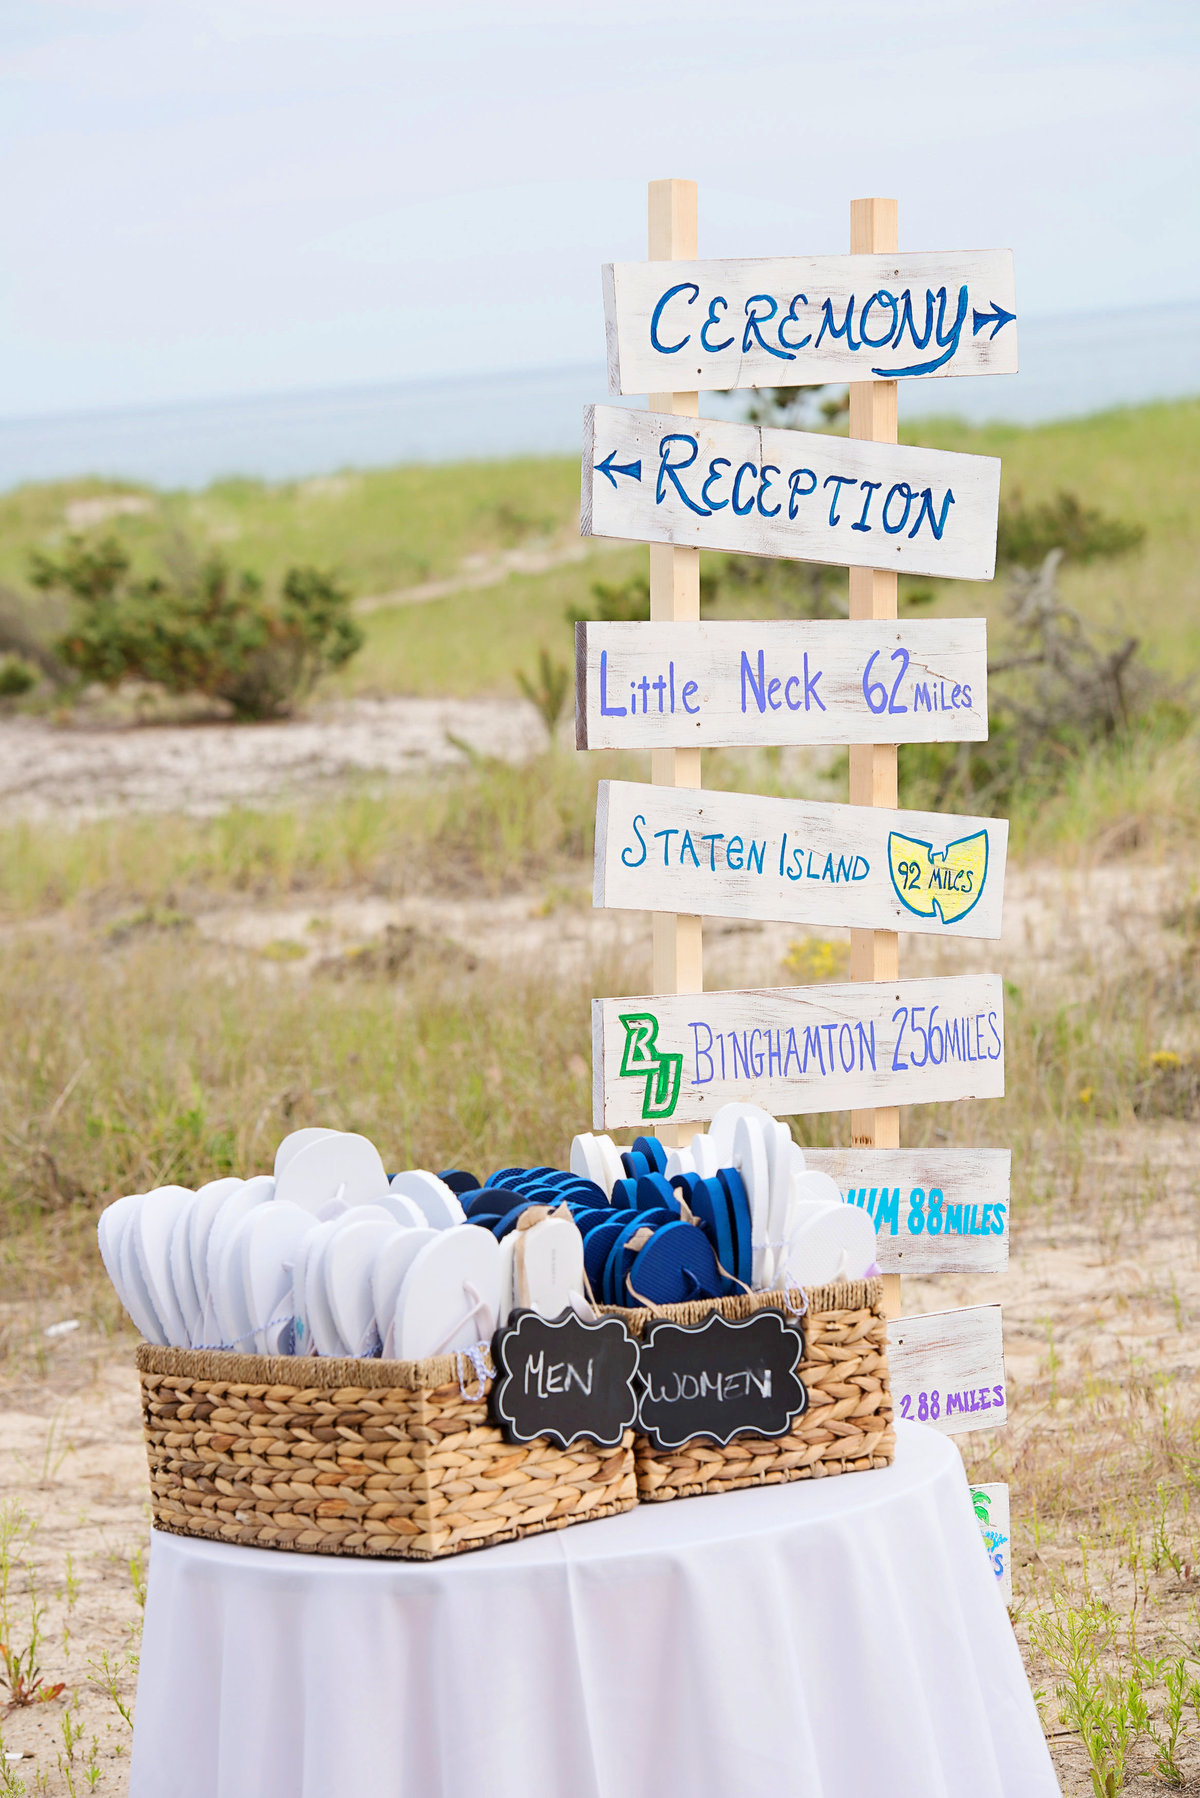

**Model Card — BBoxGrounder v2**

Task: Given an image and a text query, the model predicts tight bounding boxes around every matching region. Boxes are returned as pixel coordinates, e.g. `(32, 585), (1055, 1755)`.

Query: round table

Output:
(129, 1420), (1057, 1798)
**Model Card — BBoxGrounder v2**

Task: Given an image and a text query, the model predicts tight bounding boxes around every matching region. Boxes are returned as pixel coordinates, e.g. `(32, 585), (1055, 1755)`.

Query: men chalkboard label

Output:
(490, 1309), (640, 1450)
(636, 1310), (807, 1451)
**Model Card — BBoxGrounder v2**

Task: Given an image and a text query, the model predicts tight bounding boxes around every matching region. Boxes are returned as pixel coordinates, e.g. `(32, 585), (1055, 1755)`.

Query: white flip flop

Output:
(117, 1209), (167, 1344)
(512, 1216), (584, 1320)
(99, 1193), (162, 1341)
(301, 1219), (352, 1356)
(169, 1201), (204, 1346)
(570, 1133), (611, 1195)
(230, 1201), (315, 1354)
(274, 1128), (339, 1179)
(595, 1134), (626, 1197)
(187, 1178), (244, 1341)
(784, 1204), (877, 1287)
(690, 1133), (721, 1178)
(322, 1218), (400, 1358)
(131, 1187), (195, 1348)
(372, 1227), (440, 1355)
(97, 1192), (144, 1319)
(360, 1189), (428, 1230)
(762, 1120), (794, 1288)
(392, 1226), (501, 1360)
(275, 1133), (388, 1214)
(205, 1177), (275, 1346)
(665, 1146), (697, 1181)
(791, 1169), (845, 1209)
(389, 1171), (465, 1229)
(731, 1115), (771, 1286)
(497, 1230), (518, 1329)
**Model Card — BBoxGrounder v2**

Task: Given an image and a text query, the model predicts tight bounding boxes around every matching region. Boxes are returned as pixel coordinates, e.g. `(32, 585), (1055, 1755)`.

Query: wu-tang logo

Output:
(888, 829), (989, 924)
(617, 1012), (682, 1121)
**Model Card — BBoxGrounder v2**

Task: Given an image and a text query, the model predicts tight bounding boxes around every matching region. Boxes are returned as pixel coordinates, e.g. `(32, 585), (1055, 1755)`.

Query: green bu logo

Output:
(617, 1012), (682, 1121)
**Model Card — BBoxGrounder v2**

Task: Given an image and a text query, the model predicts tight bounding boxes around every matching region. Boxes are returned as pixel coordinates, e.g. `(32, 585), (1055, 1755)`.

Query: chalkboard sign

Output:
(635, 1310), (807, 1451)
(490, 1309), (640, 1450)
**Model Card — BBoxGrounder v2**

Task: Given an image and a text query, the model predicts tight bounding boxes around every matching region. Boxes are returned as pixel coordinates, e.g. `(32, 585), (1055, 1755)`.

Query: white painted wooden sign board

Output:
(576, 620), (988, 751)
(801, 1148), (1011, 1275)
(592, 974), (1004, 1129)
(603, 249), (1018, 394)
(595, 780), (1008, 941)
(886, 1304), (1007, 1436)
(583, 407), (1001, 582)
(971, 1481), (1013, 1605)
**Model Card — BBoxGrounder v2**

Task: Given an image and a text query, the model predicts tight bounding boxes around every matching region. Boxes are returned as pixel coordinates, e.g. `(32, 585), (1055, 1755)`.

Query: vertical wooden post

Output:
(847, 196), (901, 1320)
(648, 177), (702, 1145)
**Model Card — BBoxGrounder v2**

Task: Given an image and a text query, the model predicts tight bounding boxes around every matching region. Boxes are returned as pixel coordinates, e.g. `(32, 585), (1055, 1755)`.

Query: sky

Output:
(1, 0), (1197, 420)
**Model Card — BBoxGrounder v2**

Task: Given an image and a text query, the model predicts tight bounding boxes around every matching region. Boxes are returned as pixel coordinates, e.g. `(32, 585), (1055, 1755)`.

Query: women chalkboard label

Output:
(490, 1310), (641, 1450)
(636, 1310), (807, 1451)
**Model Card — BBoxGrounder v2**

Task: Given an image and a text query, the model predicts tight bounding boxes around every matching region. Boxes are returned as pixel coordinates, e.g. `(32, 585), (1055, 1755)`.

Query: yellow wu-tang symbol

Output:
(888, 829), (988, 925)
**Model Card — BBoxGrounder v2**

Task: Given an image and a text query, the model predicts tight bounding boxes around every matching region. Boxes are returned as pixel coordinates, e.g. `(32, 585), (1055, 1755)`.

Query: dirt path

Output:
(354, 531), (621, 612)
(0, 698), (545, 823)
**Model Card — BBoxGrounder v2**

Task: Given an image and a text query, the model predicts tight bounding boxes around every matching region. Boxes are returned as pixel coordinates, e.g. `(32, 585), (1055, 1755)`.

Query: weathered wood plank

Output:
(645, 177), (704, 1098)
(801, 1148), (1011, 1274)
(577, 619), (988, 750)
(604, 249), (1018, 394)
(970, 1481), (1013, 1604)
(583, 406), (1001, 582)
(886, 1304), (1007, 1436)
(595, 779), (1008, 940)
(591, 975), (1004, 1129)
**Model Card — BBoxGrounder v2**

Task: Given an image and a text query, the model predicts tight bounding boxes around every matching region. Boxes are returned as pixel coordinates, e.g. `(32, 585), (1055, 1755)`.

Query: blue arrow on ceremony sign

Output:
(971, 302), (1016, 340)
(594, 451), (643, 489)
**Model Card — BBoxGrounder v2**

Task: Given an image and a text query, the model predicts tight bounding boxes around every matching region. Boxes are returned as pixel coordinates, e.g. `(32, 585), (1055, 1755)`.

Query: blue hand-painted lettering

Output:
(650, 282), (700, 354)
(656, 434), (711, 516)
(700, 295), (734, 352)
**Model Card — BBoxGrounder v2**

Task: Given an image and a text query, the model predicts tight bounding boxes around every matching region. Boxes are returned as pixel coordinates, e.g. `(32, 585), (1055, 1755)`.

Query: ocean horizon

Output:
(0, 299), (1196, 494)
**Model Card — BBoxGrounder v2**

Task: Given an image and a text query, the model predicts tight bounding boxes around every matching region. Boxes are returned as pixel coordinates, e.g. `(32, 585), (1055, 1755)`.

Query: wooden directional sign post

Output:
(577, 184), (1016, 1601)
(603, 249), (1017, 394)
(646, 178), (702, 1151)
(801, 1148), (1011, 1275)
(576, 619), (989, 750)
(886, 1305), (1007, 1437)
(595, 780), (1008, 939)
(583, 407), (1001, 581)
(593, 975), (1005, 1129)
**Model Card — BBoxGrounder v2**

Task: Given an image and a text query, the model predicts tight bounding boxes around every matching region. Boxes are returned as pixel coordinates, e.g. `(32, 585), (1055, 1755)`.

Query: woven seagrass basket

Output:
(137, 1344), (637, 1560)
(603, 1279), (894, 1502)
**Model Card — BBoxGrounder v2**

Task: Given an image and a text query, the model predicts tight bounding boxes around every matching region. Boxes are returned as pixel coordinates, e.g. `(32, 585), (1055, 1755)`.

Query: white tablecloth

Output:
(129, 1420), (1058, 1798)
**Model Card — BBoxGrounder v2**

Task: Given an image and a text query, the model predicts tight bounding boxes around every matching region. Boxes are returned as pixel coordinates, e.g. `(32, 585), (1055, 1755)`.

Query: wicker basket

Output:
(603, 1279), (894, 1502)
(137, 1344), (637, 1561)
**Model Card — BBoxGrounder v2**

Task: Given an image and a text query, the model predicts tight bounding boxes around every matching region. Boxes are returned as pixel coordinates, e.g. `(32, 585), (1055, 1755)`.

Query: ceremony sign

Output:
(595, 779), (1008, 939)
(592, 974), (1005, 1128)
(886, 1305), (1007, 1437)
(583, 406), (1001, 581)
(576, 619), (989, 750)
(802, 1148), (1011, 1274)
(603, 249), (1017, 393)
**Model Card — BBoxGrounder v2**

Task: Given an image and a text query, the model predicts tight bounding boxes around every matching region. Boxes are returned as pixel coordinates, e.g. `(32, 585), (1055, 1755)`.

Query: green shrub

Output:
(997, 489), (1144, 567)
(31, 535), (363, 720)
(0, 656), (36, 698)
(565, 574), (650, 629)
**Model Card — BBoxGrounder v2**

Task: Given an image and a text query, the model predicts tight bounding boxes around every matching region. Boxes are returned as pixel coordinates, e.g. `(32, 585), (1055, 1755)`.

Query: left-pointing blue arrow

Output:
(595, 451), (643, 489)
(971, 302), (1016, 341)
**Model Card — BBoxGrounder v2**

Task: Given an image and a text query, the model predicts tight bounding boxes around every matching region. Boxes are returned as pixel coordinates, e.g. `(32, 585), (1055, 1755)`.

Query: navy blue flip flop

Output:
(631, 1135), (669, 1174)
(630, 1220), (726, 1306)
